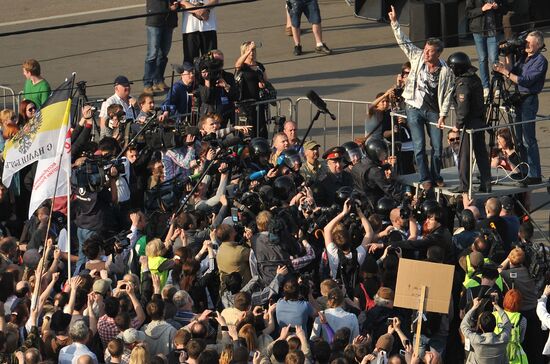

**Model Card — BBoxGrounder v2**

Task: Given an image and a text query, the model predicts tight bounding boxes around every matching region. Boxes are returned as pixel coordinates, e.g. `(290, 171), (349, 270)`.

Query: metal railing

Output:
(0, 86), (16, 111)
(294, 97), (371, 148)
(234, 97), (294, 139)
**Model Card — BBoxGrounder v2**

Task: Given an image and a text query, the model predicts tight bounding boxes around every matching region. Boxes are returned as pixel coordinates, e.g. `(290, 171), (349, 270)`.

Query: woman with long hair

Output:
(129, 343), (151, 364)
(17, 99), (37, 127)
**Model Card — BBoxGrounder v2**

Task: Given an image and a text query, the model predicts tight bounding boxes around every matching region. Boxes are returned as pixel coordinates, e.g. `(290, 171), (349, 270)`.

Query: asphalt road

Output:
(1, 0), (549, 239)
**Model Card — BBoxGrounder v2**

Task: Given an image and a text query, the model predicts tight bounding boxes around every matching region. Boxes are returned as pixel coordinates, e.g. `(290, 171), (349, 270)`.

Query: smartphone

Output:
(231, 207), (240, 223)
(288, 327), (296, 333)
(119, 284), (127, 290)
(208, 312), (217, 318)
(386, 317), (394, 326)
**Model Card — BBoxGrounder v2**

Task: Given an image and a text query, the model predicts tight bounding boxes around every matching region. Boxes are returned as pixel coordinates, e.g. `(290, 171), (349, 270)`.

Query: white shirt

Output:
(59, 342), (99, 364)
(326, 242), (366, 279)
(115, 157), (131, 203)
(99, 94), (137, 121)
(182, 0), (217, 33)
(310, 307), (360, 343)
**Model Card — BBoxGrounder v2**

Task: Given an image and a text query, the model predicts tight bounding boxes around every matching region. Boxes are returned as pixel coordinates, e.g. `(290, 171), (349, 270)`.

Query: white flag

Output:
(28, 130), (72, 219)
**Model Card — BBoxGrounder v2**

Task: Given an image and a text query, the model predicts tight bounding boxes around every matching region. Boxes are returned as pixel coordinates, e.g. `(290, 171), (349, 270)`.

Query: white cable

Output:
(492, 162), (530, 184)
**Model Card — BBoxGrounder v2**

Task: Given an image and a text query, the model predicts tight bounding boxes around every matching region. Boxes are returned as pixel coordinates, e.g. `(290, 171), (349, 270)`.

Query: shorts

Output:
(287, 0), (322, 28)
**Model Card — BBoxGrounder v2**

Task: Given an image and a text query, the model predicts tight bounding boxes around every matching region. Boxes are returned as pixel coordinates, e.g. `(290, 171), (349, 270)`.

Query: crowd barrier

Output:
(234, 97), (295, 139)
(0, 86), (16, 112)
(294, 97), (372, 149)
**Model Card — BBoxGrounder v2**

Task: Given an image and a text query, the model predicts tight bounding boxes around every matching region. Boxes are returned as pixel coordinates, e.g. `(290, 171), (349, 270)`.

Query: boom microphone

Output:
(306, 90), (336, 120)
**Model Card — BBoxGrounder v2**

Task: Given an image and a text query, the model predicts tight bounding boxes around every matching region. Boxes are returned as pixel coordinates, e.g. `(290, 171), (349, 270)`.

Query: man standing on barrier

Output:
(388, 6), (455, 190)
(493, 30), (548, 185)
(447, 52), (492, 195)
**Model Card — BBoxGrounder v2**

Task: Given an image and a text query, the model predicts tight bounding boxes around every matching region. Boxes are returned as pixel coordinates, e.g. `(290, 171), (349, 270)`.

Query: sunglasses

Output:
(449, 137), (460, 142)
(401, 71), (410, 76)
(27, 107), (36, 112)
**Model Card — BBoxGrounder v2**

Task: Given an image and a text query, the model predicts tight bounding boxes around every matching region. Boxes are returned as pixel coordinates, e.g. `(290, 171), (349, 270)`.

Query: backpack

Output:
(481, 227), (506, 263)
(523, 241), (550, 295)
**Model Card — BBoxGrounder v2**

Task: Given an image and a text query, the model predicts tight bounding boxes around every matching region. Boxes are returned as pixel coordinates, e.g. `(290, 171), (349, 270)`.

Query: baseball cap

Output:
(113, 75), (132, 87)
(121, 328), (147, 344)
(173, 62), (194, 74)
(92, 278), (113, 296)
(303, 140), (321, 150)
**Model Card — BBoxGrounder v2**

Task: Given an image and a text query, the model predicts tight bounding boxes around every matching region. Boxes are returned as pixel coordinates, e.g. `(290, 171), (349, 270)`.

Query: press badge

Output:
(464, 338), (471, 351)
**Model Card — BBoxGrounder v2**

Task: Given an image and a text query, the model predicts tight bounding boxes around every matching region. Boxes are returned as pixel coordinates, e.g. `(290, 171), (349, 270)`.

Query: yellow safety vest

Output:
(147, 256), (169, 288)
(493, 310), (528, 364)
(463, 255), (504, 291)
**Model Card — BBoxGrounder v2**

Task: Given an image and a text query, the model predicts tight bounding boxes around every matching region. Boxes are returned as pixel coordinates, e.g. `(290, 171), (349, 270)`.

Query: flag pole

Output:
(66, 163), (72, 281)
(31, 74), (76, 310)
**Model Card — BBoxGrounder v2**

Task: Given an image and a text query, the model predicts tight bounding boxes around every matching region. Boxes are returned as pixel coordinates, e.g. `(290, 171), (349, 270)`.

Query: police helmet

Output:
(447, 52), (472, 76)
(282, 149), (302, 171)
(273, 175), (296, 202)
(376, 197), (396, 219)
(365, 138), (388, 165)
(249, 137), (271, 163)
(341, 141), (364, 165)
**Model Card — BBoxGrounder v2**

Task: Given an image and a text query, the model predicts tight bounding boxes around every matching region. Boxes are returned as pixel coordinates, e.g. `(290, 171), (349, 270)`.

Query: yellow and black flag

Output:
(2, 76), (73, 187)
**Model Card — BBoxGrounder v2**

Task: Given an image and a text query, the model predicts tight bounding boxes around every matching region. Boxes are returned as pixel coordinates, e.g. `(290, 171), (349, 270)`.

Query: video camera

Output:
(498, 31), (529, 57)
(71, 155), (126, 192)
(101, 229), (131, 256)
(194, 53), (224, 83)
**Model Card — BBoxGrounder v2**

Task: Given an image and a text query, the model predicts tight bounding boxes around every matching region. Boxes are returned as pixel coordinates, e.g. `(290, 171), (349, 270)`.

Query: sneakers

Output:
(153, 82), (169, 92)
(293, 45), (303, 56)
(143, 86), (154, 94)
(315, 43), (332, 55)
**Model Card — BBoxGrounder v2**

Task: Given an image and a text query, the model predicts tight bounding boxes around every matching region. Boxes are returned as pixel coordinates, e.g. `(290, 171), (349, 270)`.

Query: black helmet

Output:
(447, 52), (472, 76)
(376, 197), (396, 219)
(249, 137), (271, 165)
(420, 199), (440, 217)
(460, 209), (476, 231)
(282, 149), (302, 171)
(365, 138), (388, 165)
(341, 141), (363, 165)
(335, 186), (354, 207)
(273, 175), (296, 202)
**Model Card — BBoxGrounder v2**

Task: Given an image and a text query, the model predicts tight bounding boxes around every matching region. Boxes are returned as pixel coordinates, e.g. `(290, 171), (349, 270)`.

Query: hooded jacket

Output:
(142, 320), (177, 355)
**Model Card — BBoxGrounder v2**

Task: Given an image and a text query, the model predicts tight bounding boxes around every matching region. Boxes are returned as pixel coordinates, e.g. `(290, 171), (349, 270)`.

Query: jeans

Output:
(143, 26), (174, 87)
(472, 33), (499, 89)
(515, 94), (541, 177)
(75, 227), (96, 274)
(406, 105), (443, 183)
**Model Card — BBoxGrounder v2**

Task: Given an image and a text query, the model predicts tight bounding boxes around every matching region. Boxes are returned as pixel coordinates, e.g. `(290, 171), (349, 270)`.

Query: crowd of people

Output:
(0, 1), (549, 364)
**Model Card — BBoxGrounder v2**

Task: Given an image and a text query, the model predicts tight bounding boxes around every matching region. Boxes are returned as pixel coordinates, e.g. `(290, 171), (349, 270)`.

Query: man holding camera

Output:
(100, 76), (138, 133)
(494, 31), (548, 185)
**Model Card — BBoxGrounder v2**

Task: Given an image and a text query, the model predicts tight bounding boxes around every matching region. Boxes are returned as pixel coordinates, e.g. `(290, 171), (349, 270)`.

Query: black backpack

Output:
(522, 241), (550, 295)
(481, 227), (507, 263)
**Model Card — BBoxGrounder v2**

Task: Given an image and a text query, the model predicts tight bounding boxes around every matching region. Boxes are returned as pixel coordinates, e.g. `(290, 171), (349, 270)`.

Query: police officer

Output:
(447, 52), (491, 194)
(351, 139), (401, 208)
(312, 147), (353, 206)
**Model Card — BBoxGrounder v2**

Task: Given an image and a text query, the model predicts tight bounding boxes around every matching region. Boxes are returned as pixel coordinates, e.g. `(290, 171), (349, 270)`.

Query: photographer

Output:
(323, 199), (374, 295)
(195, 51), (238, 123)
(162, 62), (196, 118)
(493, 30), (548, 185)
(161, 131), (199, 182)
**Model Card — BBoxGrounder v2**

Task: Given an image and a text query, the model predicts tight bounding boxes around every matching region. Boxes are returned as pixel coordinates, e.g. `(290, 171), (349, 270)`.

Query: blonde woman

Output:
(144, 239), (174, 288)
(129, 343), (151, 364)
(235, 41), (271, 138)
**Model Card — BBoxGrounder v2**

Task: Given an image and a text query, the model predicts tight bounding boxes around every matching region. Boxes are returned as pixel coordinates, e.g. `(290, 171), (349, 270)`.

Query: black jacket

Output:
(252, 232), (292, 287)
(466, 0), (505, 34)
(453, 68), (485, 129)
(385, 224), (454, 263)
(313, 171), (353, 207)
(146, 0), (178, 28)
(351, 159), (401, 206)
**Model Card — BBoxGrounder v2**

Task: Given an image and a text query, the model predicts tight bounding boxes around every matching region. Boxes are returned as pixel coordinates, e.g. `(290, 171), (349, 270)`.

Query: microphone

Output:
(306, 90), (336, 120)
(248, 170), (268, 181)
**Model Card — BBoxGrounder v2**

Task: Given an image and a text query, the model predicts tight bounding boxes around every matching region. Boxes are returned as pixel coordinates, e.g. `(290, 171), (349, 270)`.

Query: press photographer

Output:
(195, 50), (238, 124)
(493, 30), (548, 185)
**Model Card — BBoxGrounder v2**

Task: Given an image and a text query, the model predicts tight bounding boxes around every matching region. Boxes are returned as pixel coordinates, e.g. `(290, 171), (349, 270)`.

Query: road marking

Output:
(0, 4), (145, 27)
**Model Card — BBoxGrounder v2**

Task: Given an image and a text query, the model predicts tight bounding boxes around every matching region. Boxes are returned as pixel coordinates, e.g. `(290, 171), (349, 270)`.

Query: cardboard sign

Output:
(394, 258), (454, 314)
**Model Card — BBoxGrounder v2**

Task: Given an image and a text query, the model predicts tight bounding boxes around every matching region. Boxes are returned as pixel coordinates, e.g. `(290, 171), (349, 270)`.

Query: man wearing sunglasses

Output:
(441, 130), (460, 169)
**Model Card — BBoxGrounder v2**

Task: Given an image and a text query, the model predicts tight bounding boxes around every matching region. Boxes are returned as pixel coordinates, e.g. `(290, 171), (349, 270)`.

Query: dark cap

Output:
(173, 62), (194, 74)
(500, 196), (514, 211)
(113, 75), (132, 87)
(50, 310), (72, 333)
(322, 146), (346, 161)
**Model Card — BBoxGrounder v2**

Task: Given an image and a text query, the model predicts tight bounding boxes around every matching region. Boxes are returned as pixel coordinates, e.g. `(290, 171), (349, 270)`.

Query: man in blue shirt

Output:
(161, 62), (196, 118)
(494, 30), (548, 184)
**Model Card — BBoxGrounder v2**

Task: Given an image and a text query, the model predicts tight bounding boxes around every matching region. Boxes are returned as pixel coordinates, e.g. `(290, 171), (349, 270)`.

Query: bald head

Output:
(77, 355), (95, 364)
(465, 205), (481, 220)
(485, 197), (502, 217)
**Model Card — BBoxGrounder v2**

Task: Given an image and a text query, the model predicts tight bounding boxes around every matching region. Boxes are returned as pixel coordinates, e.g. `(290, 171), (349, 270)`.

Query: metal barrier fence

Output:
(295, 97), (371, 149)
(234, 97), (294, 139)
(0, 86), (16, 111)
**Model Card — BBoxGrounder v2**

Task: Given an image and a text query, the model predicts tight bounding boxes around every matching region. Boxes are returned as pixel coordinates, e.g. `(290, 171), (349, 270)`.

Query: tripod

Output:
(73, 81), (102, 142)
(485, 71), (517, 150)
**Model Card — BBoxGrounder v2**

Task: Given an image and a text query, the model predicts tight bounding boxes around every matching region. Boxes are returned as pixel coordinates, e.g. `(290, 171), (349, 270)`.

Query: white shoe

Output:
(495, 89), (500, 98)
(483, 88), (490, 98)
